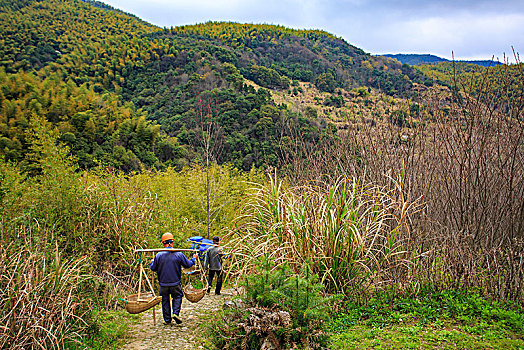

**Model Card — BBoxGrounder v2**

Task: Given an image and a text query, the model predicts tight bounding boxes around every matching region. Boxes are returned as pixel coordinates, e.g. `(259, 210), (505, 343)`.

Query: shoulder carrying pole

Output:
(135, 248), (198, 253)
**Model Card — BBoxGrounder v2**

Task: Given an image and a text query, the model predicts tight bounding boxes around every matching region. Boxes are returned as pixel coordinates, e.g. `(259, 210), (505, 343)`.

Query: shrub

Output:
(207, 258), (337, 349)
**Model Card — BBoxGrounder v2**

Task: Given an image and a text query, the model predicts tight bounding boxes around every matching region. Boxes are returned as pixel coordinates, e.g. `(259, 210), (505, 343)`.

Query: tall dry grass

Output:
(0, 234), (89, 349)
(227, 172), (422, 295)
(277, 60), (524, 302)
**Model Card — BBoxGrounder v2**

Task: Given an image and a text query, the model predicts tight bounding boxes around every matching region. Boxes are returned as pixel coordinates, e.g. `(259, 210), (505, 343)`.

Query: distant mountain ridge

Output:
(382, 54), (503, 67)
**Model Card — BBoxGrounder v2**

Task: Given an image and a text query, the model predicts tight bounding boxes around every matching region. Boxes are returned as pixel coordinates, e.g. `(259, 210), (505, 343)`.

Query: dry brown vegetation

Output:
(270, 79), (429, 128)
(232, 65), (524, 303)
(0, 239), (89, 349)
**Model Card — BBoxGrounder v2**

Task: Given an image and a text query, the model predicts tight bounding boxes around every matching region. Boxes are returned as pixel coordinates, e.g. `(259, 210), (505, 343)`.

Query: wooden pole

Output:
(152, 271), (157, 326)
(135, 248), (198, 253)
(194, 241), (222, 247)
(138, 264), (143, 300)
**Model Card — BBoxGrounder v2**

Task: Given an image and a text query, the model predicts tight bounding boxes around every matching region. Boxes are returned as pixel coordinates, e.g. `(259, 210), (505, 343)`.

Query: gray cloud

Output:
(100, 0), (523, 61)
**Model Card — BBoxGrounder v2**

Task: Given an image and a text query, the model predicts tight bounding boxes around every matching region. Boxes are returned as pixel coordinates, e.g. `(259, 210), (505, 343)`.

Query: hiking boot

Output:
(173, 314), (183, 324)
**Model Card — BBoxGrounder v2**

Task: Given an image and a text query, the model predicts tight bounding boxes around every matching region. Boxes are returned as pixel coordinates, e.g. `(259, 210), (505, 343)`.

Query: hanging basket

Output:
(183, 259), (208, 303)
(125, 293), (162, 314)
(183, 284), (208, 303)
(123, 257), (160, 314)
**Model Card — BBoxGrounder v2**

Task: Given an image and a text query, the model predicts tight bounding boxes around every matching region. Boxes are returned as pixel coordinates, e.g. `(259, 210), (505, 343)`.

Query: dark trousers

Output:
(159, 284), (183, 323)
(207, 269), (223, 294)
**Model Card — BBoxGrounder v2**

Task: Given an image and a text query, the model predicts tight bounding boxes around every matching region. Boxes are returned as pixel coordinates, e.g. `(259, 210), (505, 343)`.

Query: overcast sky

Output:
(99, 0), (523, 62)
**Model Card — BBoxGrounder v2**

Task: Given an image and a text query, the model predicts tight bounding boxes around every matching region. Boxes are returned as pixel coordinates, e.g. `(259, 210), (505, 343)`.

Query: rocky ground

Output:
(121, 290), (235, 350)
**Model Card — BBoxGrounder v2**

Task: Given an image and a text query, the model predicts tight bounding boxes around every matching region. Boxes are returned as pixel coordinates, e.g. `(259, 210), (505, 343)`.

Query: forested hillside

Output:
(384, 53), (503, 67)
(0, 0), (433, 171)
(416, 61), (524, 112)
(0, 0), (154, 72)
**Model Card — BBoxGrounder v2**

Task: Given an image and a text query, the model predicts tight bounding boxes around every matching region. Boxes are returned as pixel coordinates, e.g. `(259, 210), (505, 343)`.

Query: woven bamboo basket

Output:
(125, 292), (162, 314)
(183, 284), (208, 303)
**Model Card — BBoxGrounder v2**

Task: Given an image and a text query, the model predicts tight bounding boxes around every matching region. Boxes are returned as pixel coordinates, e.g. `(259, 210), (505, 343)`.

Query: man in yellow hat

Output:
(150, 232), (197, 325)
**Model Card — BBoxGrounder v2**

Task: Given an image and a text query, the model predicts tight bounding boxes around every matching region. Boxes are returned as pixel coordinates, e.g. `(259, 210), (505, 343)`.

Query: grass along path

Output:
(121, 290), (234, 350)
(114, 287), (524, 349)
(331, 323), (524, 349)
(329, 289), (524, 349)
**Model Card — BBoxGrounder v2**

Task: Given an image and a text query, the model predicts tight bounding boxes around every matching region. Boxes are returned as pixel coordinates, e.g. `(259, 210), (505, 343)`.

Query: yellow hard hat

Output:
(161, 232), (174, 243)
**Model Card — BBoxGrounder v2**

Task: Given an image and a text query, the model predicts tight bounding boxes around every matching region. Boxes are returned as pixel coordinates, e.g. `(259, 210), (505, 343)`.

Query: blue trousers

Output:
(159, 284), (183, 323)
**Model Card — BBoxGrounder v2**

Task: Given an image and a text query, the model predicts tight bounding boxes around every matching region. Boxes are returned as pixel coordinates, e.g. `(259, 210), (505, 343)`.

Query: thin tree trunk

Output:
(207, 147), (210, 239)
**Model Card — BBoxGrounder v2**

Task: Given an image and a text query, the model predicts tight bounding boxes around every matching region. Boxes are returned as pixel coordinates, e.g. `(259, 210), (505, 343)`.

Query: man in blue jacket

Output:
(150, 232), (196, 325)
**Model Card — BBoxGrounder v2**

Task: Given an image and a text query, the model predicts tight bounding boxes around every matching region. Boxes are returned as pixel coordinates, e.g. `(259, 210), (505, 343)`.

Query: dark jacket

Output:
(204, 246), (226, 271)
(150, 249), (195, 287)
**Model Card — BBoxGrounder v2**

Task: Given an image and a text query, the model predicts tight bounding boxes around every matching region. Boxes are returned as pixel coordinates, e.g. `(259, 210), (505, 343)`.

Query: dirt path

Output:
(122, 290), (234, 350)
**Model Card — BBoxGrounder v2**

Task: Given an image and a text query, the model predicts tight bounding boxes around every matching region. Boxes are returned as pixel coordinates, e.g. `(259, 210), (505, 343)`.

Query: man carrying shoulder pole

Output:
(150, 232), (197, 325)
(203, 235), (230, 295)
